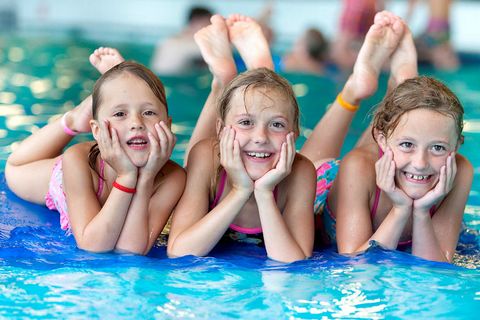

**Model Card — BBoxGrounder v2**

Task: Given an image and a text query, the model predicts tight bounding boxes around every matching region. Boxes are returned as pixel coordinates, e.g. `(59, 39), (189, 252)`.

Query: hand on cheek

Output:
(375, 147), (412, 209)
(220, 126), (253, 193)
(254, 132), (295, 192)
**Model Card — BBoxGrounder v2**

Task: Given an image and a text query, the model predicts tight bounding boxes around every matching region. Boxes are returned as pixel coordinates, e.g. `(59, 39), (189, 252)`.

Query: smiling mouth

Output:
(246, 152), (272, 159)
(127, 138), (148, 147)
(403, 172), (433, 182)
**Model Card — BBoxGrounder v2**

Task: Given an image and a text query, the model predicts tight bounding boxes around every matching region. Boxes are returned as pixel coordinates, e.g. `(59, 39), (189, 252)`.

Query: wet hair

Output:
(210, 68), (300, 199)
(187, 6), (212, 24)
(88, 61), (168, 173)
(304, 28), (328, 63)
(217, 67), (300, 135)
(372, 76), (464, 144)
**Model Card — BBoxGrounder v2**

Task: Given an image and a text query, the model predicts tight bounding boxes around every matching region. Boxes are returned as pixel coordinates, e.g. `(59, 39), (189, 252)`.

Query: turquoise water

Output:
(0, 34), (479, 318)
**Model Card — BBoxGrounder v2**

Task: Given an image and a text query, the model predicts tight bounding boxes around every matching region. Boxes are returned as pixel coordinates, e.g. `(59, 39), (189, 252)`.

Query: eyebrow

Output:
(395, 136), (451, 144)
(233, 113), (289, 120)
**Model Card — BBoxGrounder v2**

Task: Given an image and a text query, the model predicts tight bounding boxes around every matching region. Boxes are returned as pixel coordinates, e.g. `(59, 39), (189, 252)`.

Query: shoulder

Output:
(185, 138), (219, 172)
(333, 144), (378, 201)
(455, 153), (473, 176)
(62, 141), (96, 166)
(157, 160), (186, 190)
(290, 153), (316, 180)
(339, 145), (377, 178)
(453, 153), (474, 188)
(281, 153), (316, 201)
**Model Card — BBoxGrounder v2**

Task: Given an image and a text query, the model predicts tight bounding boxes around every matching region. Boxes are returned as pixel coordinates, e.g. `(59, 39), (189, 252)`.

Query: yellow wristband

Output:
(336, 93), (359, 112)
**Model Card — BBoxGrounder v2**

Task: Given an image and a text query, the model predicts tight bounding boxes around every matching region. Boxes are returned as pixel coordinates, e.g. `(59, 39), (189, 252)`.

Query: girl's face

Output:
(92, 73), (169, 167)
(380, 108), (458, 199)
(222, 87), (295, 180)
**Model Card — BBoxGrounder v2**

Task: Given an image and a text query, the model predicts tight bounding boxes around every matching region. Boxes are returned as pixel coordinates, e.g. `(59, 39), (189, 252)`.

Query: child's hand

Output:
(413, 153), (457, 212)
(220, 126), (253, 193)
(255, 132), (295, 192)
(375, 147), (412, 209)
(97, 120), (137, 177)
(140, 121), (176, 177)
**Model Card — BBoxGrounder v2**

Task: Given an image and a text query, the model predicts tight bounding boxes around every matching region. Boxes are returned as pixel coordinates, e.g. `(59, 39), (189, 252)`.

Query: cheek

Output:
(390, 150), (409, 171)
(431, 156), (448, 171)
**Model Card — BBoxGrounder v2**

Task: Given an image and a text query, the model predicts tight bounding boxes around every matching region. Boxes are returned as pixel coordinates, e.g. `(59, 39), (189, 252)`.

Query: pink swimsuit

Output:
(209, 170), (277, 243)
(45, 157), (105, 231)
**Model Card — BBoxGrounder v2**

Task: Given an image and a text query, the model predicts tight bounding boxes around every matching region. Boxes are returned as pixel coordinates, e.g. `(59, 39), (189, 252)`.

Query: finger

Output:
(276, 142), (287, 170)
(160, 121), (175, 153)
(445, 153), (456, 192)
(437, 165), (447, 194)
(286, 132), (296, 167)
(148, 131), (160, 162)
(110, 126), (121, 150)
(219, 127), (228, 164)
(227, 127), (236, 165)
(156, 122), (168, 157)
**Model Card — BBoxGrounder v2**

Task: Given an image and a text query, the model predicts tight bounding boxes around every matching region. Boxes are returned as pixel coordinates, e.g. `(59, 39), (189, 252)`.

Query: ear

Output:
(216, 118), (224, 137)
(166, 116), (172, 129)
(455, 135), (464, 151)
(376, 132), (388, 152)
(90, 120), (100, 141)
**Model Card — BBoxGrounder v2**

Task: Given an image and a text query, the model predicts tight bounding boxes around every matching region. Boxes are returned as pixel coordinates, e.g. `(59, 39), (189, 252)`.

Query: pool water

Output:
(0, 34), (479, 318)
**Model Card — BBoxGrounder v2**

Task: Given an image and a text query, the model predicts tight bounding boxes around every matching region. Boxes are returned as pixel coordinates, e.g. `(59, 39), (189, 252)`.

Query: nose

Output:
(130, 114), (145, 131)
(412, 150), (428, 170)
(253, 126), (268, 144)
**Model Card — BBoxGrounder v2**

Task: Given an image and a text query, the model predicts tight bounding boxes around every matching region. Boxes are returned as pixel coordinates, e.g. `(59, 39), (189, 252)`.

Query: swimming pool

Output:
(1, 34), (479, 318)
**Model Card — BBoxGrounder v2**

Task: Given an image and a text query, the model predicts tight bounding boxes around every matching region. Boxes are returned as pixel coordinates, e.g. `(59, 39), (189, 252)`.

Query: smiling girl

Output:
(5, 51), (185, 255)
(321, 76), (473, 262)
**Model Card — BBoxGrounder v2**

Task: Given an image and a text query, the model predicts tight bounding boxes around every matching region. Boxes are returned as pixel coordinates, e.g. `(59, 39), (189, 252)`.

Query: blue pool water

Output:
(1, 35), (479, 318)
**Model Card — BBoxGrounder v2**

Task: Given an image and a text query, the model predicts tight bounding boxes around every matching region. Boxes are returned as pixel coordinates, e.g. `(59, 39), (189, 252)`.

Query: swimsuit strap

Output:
(229, 224), (263, 234)
(96, 158), (105, 199)
(210, 168), (280, 234)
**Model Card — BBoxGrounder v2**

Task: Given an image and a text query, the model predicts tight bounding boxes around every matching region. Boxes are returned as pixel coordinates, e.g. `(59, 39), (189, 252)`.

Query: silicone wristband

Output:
(112, 181), (136, 194)
(336, 93), (359, 112)
(61, 113), (79, 136)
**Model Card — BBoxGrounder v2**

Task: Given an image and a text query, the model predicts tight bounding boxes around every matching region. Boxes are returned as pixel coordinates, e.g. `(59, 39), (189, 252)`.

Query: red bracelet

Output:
(113, 181), (136, 194)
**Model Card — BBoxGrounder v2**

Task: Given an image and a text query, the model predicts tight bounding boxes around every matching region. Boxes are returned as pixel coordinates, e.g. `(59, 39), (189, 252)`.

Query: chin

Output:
(403, 187), (431, 200)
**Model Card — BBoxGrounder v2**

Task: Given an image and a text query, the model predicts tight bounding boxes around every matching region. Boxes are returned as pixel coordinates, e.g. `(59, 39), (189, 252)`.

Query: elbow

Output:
(167, 242), (207, 258)
(337, 243), (362, 255)
(76, 240), (114, 254)
(269, 252), (308, 263)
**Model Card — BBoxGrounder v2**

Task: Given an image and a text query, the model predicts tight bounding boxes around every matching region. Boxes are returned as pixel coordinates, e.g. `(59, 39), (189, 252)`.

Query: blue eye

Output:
(272, 121), (285, 128)
(144, 110), (156, 116)
(431, 145), (448, 155)
(238, 119), (252, 127)
(399, 142), (413, 149)
(113, 111), (126, 117)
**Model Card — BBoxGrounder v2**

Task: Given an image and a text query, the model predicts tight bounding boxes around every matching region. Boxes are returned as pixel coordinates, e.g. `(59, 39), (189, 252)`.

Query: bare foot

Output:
(89, 47), (125, 74)
(194, 15), (237, 86)
(344, 11), (404, 101)
(388, 25), (418, 90)
(63, 95), (93, 133)
(226, 14), (273, 70)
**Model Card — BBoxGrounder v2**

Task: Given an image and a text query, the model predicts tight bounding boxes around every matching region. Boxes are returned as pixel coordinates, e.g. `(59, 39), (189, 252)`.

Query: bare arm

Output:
(412, 154), (473, 262)
(336, 149), (412, 253)
(300, 87), (361, 165)
(256, 154), (316, 262)
(167, 140), (252, 257)
(114, 122), (180, 255)
(63, 144), (136, 253)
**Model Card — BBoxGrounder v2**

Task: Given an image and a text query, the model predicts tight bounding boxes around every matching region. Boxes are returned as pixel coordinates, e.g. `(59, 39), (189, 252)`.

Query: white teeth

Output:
(247, 152), (271, 158)
(127, 138), (147, 145)
(405, 173), (429, 181)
